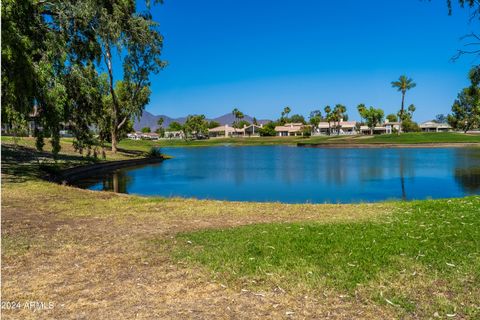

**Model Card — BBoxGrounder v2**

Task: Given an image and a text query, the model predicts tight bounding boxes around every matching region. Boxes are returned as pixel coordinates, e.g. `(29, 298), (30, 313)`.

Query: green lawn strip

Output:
(301, 132), (480, 145)
(173, 197), (480, 315)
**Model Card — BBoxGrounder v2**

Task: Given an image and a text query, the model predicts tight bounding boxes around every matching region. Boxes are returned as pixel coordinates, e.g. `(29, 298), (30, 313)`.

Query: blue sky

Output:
(138, 0), (478, 121)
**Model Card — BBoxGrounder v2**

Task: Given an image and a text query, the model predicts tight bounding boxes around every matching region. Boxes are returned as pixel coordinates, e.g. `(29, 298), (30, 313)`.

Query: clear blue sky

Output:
(140, 0), (478, 121)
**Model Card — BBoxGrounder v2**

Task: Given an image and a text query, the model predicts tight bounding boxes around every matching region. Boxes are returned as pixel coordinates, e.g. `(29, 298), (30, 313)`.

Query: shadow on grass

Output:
(1, 144), (97, 183)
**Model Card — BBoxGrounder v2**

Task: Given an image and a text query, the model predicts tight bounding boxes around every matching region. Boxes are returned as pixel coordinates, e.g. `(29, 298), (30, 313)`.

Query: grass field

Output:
(1, 140), (479, 319)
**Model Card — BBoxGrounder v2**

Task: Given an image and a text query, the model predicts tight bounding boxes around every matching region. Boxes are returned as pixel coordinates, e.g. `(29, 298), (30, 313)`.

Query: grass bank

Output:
(1, 141), (479, 319)
(299, 132), (480, 146)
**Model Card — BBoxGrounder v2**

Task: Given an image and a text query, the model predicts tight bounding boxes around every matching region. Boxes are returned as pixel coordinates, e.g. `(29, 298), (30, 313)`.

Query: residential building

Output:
(420, 121), (452, 132)
(274, 123), (307, 136)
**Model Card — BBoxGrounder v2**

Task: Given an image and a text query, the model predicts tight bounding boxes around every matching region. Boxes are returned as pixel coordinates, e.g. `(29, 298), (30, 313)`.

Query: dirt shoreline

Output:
(297, 142), (480, 148)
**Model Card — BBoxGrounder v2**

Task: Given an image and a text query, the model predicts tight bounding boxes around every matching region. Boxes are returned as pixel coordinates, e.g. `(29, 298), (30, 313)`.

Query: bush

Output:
(146, 147), (162, 158)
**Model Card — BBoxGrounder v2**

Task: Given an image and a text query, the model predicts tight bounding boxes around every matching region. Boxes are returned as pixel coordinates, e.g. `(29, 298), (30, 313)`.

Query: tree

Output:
(157, 117), (164, 128)
(359, 107), (384, 135)
(332, 104), (347, 135)
(281, 106), (291, 122)
(94, 2), (165, 152)
(1, 0), (166, 155)
(434, 114), (448, 123)
(252, 117), (258, 125)
(259, 122), (277, 136)
(391, 75), (416, 134)
(448, 71), (480, 132)
(234, 120), (251, 129)
(231, 107), (244, 135)
(167, 121), (183, 132)
(324, 105), (332, 135)
(207, 121), (221, 129)
(386, 114), (398, 122)
(141, 127), (151, 133)
(184, 115), (208, 139)
(289, 114), (306, 124)
(357, 104), (366, 123)
(309, 110), (322, 133)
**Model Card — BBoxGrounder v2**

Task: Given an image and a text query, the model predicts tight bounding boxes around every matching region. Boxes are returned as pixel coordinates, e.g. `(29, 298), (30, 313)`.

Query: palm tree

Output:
(391, 75), (416, 134)
(231, 107), (244, 136)
(333, 104), (347, 135)
(324, 105), (332, 135)
(281, 106), (291, 123)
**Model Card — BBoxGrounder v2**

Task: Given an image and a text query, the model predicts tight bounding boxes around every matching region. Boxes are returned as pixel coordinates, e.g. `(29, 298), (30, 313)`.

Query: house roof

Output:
(208, 125), (244, 133)
(420, 121), (452, 129)
(317, 121), (357, 129)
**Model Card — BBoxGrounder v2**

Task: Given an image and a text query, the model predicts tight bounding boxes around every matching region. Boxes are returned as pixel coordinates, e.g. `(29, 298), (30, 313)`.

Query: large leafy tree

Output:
(359, 107), (384, 135)
(332, 104), (347, 135)
(391, 75), (416, 134)
(184, 115), (208, 139)
(448, 69), (480, 132)
(1, 0), (165, 155)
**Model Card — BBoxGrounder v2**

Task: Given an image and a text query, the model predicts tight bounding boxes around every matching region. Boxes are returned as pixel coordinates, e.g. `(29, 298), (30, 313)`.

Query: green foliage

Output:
(386, 113), (398, 122)
(401, 119), (421, 132)
(309, 110), (322, 127)
(259, 122), (277, 136)
(234, 120), (251, 129)
(184, 115), (208, 139)
(359, 107), (384, 134)
(448, 68), (480, 132)
(146, 147), (162, 158)
(207, 121), (221, 129)
(141, 127), (151, 133)
(157, 117), (164, 127)
(288, 114), (306, 124)
(167, 121), (183, 132)
(392, 75), (416, 133)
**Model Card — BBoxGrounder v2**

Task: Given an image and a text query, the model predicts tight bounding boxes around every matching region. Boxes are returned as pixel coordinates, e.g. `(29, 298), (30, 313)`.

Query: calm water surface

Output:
(74, 146), (480, 203)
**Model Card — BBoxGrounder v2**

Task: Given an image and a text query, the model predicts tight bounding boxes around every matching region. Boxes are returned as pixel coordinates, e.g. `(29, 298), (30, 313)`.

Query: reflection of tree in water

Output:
(454, 149), (480, 194)
(454, 168), (480, 194)
(102, 170), (132, 193)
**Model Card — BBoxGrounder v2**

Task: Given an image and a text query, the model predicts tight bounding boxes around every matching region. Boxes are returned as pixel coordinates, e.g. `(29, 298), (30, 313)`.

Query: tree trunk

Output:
(398, 91), (405, 135)
(111, 128), (118, 153)
(105, 42), (120, 153)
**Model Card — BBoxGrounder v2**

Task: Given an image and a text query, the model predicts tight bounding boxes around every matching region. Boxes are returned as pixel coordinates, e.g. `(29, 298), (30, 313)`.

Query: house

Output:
(312, 121), (357, 135)
(420, 121), (452, 132)
(208, 124), (245, 138)
(384, 120), (401, 134)
(164, 130), (185, 139)
(141, 132), (160, 140)
(360, 125), (387, 135)
(127, 132), (160, 140)
(244, 124), (263, 137)
(274, 123), (307, 136)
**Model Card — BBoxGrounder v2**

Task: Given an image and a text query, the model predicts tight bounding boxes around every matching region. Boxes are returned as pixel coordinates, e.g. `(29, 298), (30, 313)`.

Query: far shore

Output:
(298, 142), (480, 148)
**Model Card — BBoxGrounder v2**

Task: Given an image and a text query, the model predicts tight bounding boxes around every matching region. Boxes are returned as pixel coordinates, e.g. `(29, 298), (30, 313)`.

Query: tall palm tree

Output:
(324, 105), (332, 135)
(231, 107), (244, 136)
(281, 106), (291, 123)
(333, 104), (347, 135)
(391, 75), (416, 134)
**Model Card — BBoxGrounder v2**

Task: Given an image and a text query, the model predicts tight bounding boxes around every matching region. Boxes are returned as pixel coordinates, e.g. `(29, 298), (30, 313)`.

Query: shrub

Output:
(146, 147), (162, 158)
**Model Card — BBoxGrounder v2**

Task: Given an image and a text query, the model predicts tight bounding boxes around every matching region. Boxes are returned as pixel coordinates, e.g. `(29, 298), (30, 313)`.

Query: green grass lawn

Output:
(174, 196), (480, 317)
(300, 132), (480, 145)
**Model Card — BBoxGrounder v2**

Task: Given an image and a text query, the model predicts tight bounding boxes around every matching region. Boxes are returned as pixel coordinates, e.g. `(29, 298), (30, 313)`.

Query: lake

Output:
(74, 146), (480, 203)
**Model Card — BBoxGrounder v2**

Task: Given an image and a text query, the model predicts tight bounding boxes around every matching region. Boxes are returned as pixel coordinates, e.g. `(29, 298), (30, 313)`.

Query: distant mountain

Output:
(134, 111), (271, 131)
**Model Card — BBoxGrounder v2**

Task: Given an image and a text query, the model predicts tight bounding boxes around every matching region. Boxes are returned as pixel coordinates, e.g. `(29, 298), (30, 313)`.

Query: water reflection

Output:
(454, 148), (480, 193)
(72, 146), (480, 203)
